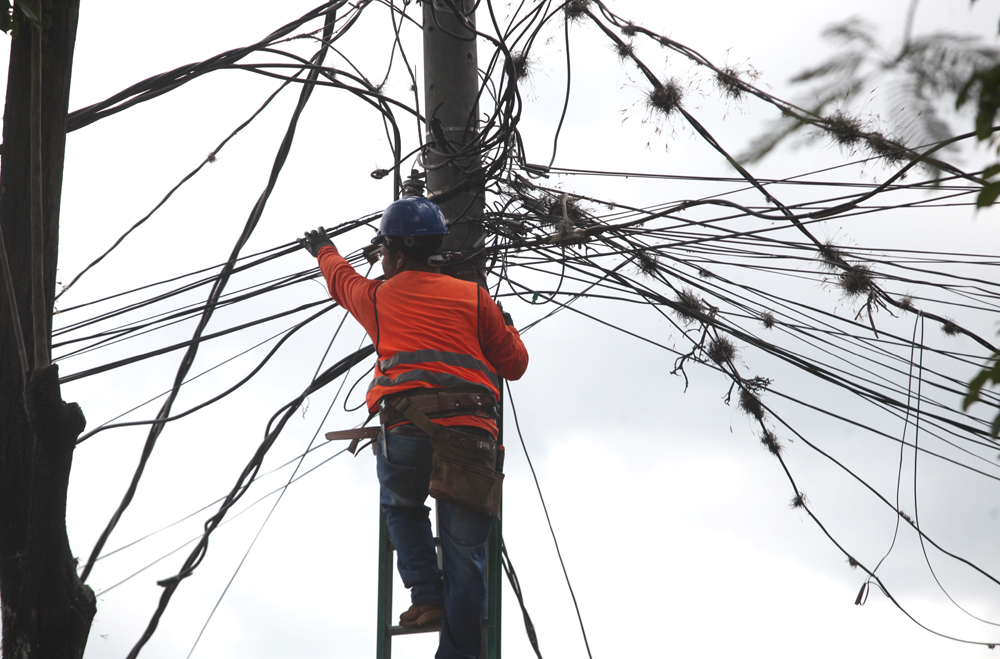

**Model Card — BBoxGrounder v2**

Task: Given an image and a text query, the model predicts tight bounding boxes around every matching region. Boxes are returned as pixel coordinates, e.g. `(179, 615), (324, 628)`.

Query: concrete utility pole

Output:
(422, 0), (487, 287)
(420, 3), (502, 659)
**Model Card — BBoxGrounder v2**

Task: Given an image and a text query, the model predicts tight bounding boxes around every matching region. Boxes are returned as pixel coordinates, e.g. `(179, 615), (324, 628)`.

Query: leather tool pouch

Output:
(428, 425), (503, 518)
(387, 397), (504, 517)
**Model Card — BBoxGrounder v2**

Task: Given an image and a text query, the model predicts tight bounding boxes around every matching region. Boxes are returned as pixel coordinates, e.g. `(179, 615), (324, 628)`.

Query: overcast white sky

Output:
(5, 1), (1000, 658)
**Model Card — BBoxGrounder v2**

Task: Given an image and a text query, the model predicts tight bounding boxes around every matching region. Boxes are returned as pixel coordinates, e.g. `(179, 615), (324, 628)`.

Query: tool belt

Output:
(323, 388), (496, 455)
(378, 388), (498, 426)
(384, 392), (503, 518)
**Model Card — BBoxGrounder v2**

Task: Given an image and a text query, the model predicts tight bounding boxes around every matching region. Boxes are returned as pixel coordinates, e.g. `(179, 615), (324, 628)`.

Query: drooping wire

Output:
(184, 325), (358, 659)
(81, 13), (343, 586)
(501, 538), (543, 658)
(505, 381), (594, 659)
(123, 344), (375, 659)
(52, 0), (1000, 649)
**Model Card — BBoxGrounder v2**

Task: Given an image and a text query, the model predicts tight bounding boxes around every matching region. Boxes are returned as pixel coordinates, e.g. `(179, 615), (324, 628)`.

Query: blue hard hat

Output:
(372, 197), (449, 244)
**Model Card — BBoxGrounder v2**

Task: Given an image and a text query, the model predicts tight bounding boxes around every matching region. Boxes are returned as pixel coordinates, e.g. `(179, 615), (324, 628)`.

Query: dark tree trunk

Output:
(0, 2), (96, 658)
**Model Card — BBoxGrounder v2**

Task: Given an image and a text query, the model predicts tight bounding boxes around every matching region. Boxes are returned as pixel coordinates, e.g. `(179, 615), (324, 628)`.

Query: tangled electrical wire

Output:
(46, 0), (1000, 655)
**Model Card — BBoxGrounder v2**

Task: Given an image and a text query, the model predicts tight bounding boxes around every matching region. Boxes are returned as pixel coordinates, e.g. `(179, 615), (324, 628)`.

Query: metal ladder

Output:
(375, 505), (502, 659)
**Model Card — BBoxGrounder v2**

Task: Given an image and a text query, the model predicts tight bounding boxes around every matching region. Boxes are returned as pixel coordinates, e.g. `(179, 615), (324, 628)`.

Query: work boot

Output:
(399, 603), (443, 628)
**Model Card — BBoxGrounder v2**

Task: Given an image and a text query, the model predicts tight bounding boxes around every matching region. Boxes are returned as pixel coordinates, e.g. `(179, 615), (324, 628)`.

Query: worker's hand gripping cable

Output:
(299, 226), (334, 257)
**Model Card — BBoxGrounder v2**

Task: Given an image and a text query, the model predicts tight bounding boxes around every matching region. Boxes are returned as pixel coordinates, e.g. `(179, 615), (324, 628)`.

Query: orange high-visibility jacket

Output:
(317, 245), (528, 436)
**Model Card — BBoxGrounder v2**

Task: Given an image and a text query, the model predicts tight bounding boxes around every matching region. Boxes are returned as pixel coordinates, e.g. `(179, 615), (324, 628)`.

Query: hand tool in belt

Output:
(323, 426), (380, 455)
(323, 388), (496, 457)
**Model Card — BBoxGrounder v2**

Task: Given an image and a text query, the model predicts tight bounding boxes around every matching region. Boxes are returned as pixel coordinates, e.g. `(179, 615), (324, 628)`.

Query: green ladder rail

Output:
(376, 505), (502, 659)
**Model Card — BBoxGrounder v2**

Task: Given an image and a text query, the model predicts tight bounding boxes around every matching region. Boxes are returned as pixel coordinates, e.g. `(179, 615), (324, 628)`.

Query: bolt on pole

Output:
(422, 0), (487, 287)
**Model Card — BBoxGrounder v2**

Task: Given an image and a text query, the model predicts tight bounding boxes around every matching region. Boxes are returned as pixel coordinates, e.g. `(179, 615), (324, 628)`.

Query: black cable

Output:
(185, 327), (355, 659)
(95, 436), (337, 565)
(505, 381), (594, 659)
(74, 303), (336, 441)
(547, 14), (572, 168)
(66, 2), (348, 132)
(124, 344), (374, 659)
(55, 77), (298, 301)
(60, 299), (332, 384)
(95, 441), (353, 597)
(83, 7), (342, 589)
(47, 0), (1000, 648)
(501, 538), (543, 658)
(911, 319), (1000, 626)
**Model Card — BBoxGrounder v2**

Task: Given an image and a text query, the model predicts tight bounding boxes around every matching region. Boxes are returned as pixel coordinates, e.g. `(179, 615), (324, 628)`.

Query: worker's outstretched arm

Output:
(300, 227), (379, 335)
(478, 289), (528, 381)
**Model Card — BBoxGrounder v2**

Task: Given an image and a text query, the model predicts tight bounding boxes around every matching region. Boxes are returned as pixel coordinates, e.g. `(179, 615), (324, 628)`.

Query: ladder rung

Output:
(388, 623), (441, 637)
(387, 537), (440, 553)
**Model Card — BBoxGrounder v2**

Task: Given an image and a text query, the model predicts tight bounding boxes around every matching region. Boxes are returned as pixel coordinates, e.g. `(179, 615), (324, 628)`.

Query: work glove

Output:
(299, 227), (334, 257)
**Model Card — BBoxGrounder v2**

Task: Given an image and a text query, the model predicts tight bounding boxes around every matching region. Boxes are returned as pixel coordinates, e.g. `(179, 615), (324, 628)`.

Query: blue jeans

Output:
(377, 423), (493, 659)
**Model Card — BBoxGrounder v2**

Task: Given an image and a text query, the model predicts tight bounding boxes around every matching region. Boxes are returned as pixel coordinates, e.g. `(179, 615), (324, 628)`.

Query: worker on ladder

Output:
(300, 197), (528, 659)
